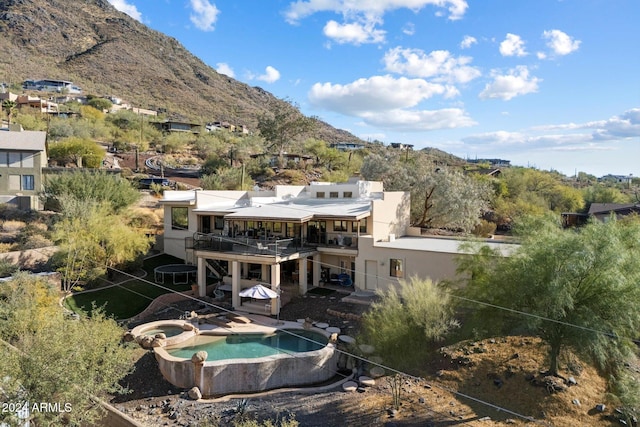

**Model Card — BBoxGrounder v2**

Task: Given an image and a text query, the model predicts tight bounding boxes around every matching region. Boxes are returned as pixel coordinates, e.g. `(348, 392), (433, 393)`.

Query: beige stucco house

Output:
(0, 126), (47, 209)
(160, 178), (517, 316)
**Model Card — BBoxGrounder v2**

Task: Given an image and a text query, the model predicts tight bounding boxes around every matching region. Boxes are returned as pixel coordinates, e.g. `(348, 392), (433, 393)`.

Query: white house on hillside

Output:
(160, 178), (517, 316)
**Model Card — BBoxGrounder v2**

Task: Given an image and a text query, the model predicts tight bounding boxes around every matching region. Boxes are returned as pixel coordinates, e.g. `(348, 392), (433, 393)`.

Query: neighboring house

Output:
(0, 126), (47, 210)
(152, 120), (202, 134)
(16, 95), (58, 114)
(22, 79), (82, 94)
(588, 203), (640, 221)
(467, 158), (511, 168)
(330, 142), (365, 151)
(389, 142), (414, 150)
(598, 174), (633, 185)
(160, 178), (516, 317)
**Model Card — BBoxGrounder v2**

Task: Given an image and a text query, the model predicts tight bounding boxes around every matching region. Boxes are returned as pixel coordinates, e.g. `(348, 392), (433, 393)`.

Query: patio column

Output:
(270, 264), (281, 316)
(312, 254), (321, 288)
(231, 261), (241, 309)
(197, 256), (206, 297)
(298, 258), (308, 295)
(261, 264), (269, 282)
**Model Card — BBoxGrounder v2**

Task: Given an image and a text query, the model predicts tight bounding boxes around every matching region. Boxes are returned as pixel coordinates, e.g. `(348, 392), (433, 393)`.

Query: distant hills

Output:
(0, 0), (360, 143)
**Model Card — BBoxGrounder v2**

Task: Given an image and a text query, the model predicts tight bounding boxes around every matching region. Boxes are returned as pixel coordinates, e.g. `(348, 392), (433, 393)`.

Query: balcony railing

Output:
(186, 233), (311, 256)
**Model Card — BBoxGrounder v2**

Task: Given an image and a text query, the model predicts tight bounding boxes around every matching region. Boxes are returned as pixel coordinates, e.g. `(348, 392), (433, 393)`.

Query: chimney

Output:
(8, 124), (23, 132)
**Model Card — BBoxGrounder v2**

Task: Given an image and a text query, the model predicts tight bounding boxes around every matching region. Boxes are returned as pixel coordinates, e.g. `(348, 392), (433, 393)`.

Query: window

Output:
(333, 220), (348, 232)
(390, 259), (404, 278)
(272, 222), (282, 233)
(352, 220), (367, 234)
(329, 191), (339, 198)
(8, 152), (21, 168)
(22, 175), (34, 191)
(0, 151), (7, 167)
(316, 192), (325, 198)
(343, 191), (352, 198)
(214, 216), (225, 230)
(171, 207), (189, 230)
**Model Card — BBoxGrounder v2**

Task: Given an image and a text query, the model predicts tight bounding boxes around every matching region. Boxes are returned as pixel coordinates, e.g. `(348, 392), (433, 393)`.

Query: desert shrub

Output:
(472, 219), (497, 237)
(359, 276), (459, 371)
(0, 259), (18, 277)
(17, 234), (54, 250)
(0, 243), (13, 253)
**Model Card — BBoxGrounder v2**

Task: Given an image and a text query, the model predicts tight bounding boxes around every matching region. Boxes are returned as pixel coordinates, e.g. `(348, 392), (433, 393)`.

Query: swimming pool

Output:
(151, 320), (338, 396)
(166, 329), (328, 361)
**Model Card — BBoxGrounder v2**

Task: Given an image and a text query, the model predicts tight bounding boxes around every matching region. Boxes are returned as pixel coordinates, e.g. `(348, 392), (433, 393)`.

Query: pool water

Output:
(143, 326), (185, 338)
(167, 329), (328, 361)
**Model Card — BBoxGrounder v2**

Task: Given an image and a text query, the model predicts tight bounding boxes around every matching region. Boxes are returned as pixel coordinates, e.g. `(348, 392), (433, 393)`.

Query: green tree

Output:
(412, 167), (492, 231)
(0, 273), (134, 426)
(51, 200), (150, 291)
(87, 97), (113, 112)
(47, 137), (104, 168)
(257, 99), (317, 156)
(1, 99), (17, 125)
(42, 170), (140, 213)
(458, 215), (640, 378)
(358, 276), (458, 371)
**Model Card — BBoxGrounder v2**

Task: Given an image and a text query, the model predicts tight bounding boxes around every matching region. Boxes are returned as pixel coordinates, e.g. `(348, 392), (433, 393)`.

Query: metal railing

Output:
(187, 233), (311, 256)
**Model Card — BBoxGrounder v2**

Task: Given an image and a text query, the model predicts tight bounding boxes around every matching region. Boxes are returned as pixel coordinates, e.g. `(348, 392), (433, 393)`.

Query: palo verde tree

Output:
(457, 214), (640, 380)
(358, 276), (459, 371)
(42, 170), (140, 213)
(257, 99), (317, 158)
(0, 273), (135, 426)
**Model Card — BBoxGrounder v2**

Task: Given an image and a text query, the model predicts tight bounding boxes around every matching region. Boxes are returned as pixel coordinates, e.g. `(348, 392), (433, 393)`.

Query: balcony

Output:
(186, 233), (313, 257)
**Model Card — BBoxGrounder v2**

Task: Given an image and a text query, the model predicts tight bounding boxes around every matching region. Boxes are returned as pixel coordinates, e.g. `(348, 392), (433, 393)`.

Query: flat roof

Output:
(375, 236), (519, 256)
(224, 199), (372, 222)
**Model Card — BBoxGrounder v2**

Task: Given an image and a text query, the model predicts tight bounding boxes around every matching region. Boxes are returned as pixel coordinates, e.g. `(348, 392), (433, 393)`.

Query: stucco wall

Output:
(355, 236), (462, 292)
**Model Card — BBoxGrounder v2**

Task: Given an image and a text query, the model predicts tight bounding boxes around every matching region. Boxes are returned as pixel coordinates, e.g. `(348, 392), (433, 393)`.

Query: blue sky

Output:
(108, 0), (639, 177)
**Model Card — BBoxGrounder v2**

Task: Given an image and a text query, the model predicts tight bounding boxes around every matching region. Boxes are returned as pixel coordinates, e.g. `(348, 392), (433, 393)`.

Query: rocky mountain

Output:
(0, 0), (360, 143)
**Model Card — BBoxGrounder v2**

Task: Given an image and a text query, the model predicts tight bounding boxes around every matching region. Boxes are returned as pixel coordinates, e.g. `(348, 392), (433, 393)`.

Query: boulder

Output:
(342, 381), (358, 392)
(187, 387), (202, 400)
(191, 351), (208, 364)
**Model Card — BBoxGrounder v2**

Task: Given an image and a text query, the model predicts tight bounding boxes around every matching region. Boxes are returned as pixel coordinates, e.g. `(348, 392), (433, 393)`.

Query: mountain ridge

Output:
(0, 0), (360, 143)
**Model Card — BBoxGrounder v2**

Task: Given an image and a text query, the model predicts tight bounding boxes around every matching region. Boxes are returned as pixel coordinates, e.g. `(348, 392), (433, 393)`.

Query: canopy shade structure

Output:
(239, 283), (279, 299)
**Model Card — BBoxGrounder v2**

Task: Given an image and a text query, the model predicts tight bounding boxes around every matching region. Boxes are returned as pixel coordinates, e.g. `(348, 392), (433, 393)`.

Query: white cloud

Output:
(402, 22), (416, 36)
(256, 66), (281, 83)
(284, 0), (469, 23)
(542, 29), (581, 56)
(460, 35), (477, 49)
(308, 74), (475, 131)
(361, 108), (476, 130)
(499, 33), (527, 57)
(309, 75), (447, 114)
(479, 66), (541, 100)
(189, 0), (220, 32)
(536, 51), (547, 60)
(463, 109), (640, 152)
(323, 20), (386, 44)
(216, 63), (235, 78)
(108, 0), (142, 21)
(383, 47), (481, 84)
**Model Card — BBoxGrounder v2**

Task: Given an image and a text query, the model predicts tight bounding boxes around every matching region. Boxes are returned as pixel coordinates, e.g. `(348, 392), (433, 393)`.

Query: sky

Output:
(107, 0), (640, 178)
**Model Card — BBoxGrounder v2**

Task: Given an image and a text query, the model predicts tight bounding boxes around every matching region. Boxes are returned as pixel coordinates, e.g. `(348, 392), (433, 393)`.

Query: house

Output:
(0, 126), (47, 209)
(598, 174), (633, 185)
(160, 178), (517, 317)
(22, 79), (82, 94)
(330, 142), (365, 151)
(152, 120), (202, 134)
(588, 203), (640, 221)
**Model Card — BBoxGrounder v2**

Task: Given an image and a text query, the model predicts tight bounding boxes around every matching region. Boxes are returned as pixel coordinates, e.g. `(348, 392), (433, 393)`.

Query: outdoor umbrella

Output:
(239, 284), (281, 322)
(239, 283), (279, 299)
